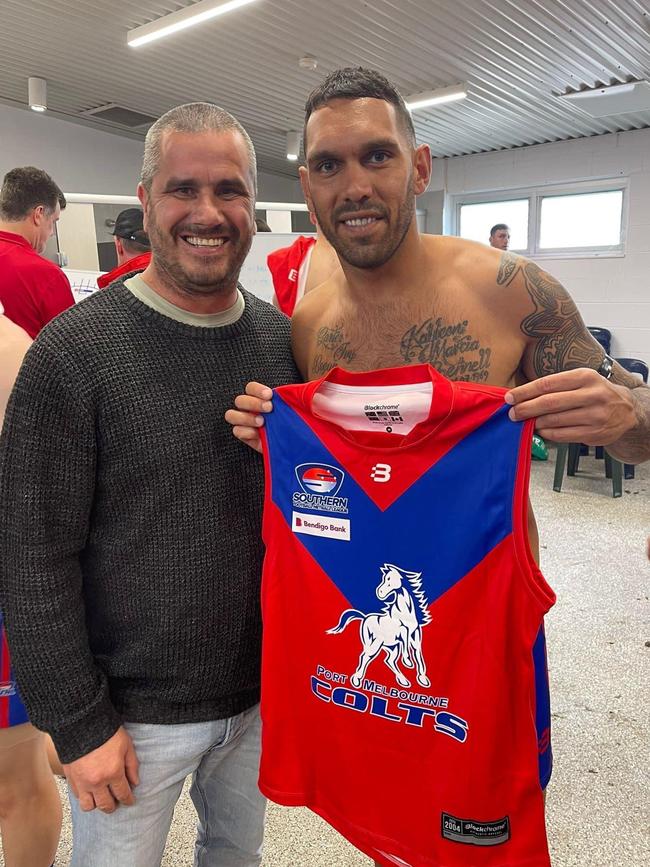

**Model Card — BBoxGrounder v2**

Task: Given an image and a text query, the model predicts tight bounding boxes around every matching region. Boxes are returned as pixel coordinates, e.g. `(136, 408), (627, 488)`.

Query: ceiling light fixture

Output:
(286, 131), (300, 161)
(28, 77), (47, 112)
(558, 80), (650, 117)
(128, 0), (259, 48)
(405, 83), (468, 111)
(298, 55), (318, 71)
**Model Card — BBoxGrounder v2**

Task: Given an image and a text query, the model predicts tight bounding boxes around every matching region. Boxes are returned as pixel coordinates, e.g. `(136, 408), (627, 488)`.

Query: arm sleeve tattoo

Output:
(497, 253), (603, 377)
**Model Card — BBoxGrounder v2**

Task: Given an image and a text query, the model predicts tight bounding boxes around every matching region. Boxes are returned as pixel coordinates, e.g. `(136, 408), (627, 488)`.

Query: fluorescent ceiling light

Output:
(558, 80), (650, 118)
(128, 0), (259, 48)
(28, 77), (47, 112)
(286, 131), (300, 161)
(405, 83), (467, 111)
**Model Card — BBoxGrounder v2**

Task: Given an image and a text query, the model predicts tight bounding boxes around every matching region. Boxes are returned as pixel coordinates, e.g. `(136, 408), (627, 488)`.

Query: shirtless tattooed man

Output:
(226, 67), (650, 861)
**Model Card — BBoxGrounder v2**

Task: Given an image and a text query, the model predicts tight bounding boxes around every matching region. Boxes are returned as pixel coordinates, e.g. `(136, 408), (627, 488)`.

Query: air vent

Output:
(558, 80), (650, 118)
(81, 103), (158, 127)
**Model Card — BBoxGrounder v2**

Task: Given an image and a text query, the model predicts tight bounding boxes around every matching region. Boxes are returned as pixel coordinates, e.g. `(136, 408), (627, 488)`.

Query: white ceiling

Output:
(1, 0), (649, 178)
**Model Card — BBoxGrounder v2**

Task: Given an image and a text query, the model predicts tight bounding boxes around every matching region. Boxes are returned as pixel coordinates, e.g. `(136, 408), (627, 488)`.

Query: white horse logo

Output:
(327, 563), (431, 689)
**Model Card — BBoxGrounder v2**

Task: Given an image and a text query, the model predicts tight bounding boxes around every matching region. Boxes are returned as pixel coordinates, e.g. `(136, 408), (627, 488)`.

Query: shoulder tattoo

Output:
(499, 255), (602, 375)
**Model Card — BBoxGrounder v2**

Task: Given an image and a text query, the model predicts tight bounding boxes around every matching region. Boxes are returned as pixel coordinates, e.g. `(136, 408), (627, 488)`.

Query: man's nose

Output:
(342, 163), (374, 203)
(192, 191), (226, 224)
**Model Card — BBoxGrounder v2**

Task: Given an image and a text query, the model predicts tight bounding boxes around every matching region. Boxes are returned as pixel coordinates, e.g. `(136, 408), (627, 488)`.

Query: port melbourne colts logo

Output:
(328, 563), (432, 689)
(293, 463), (348, 514)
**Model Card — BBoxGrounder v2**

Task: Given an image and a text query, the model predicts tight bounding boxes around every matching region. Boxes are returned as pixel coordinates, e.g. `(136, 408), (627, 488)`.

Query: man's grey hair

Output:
(141, 102), (257, 194)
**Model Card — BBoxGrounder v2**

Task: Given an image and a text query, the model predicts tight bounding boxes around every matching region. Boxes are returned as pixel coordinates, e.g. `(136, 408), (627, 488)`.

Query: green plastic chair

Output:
(553, 443), (622, 498)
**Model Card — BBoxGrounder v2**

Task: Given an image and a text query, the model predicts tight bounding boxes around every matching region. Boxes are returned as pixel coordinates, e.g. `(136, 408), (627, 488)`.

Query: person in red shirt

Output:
(96, 208), (151, 289)
(267, 214), (340, 316)
(0, 166), (74, 338)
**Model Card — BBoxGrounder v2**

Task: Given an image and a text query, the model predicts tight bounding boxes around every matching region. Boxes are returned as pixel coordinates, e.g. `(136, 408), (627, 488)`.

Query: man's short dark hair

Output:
(490, 223), (509, 236)
(0, 166), (66, 221)
(304, 67), (416, 152)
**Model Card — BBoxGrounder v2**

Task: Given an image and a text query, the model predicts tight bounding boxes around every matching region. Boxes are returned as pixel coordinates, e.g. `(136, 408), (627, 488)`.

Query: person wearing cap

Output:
(96, 208), (151, 289)
(0, 166), (74, 338)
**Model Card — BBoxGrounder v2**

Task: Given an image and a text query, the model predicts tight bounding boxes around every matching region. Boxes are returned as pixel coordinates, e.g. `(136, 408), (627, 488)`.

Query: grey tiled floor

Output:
(5, 452), (650, 866)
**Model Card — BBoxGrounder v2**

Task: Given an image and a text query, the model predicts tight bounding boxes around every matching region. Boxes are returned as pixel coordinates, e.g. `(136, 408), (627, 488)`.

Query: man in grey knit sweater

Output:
(0, 104), (299, 866)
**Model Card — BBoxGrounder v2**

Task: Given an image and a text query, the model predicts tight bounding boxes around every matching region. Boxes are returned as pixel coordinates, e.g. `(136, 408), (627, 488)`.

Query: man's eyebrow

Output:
(163, 176), (250, 192)
(163, 177), (197, 190)
(307, 149), (339, 166)
(216, 178), (250, 191)
(361, 138), (400, 152)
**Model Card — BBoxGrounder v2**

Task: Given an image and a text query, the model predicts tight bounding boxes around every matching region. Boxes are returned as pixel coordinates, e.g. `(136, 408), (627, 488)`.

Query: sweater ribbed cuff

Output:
(50, 696), (123, 765)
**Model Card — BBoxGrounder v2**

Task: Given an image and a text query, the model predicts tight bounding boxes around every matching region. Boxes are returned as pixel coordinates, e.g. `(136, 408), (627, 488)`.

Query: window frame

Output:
(450, 178), (629, 259)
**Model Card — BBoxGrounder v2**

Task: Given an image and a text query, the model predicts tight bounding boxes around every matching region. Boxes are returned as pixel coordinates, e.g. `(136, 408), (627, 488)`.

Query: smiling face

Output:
(300, 98), (430, 270)
(138, 129), (255, 297)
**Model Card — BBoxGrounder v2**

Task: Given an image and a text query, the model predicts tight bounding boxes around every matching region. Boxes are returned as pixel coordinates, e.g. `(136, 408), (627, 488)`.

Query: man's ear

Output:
(114, 236), (124, 258)
(31, 205), (45, 227)
(413, 143), (432, 197)
(137, 183), (148, 231)
(299, 166), (314, 215)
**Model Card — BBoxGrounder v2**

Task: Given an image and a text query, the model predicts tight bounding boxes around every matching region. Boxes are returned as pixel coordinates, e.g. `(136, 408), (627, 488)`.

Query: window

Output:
(459, 199), (529, 251)
(538, 190), (623, 251)
(451, 180), (627, 258)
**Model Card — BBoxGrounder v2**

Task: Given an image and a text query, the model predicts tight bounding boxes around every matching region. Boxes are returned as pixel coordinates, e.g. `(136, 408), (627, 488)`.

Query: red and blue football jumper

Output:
(259, 364), (555, 867)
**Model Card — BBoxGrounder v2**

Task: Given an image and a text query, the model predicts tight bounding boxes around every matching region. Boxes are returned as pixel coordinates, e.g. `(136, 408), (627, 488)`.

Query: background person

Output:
(0, 167), (74, 338)
(489, 222), (511, 250)
(267, 213), (339, 315)
(96, 207), (151, 289)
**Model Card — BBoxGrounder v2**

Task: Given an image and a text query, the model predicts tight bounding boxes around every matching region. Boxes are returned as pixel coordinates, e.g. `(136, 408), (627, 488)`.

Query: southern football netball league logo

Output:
(327, 563), (432, 689)
(295, 464), (345, 496)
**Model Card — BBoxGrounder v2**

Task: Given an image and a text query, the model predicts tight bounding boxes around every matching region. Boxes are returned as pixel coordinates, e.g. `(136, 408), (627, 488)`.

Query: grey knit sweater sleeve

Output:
(0, 338), (122, 756)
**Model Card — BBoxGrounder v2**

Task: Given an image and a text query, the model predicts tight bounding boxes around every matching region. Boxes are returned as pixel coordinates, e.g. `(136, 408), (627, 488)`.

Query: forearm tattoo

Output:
(497, 253), (602, 376)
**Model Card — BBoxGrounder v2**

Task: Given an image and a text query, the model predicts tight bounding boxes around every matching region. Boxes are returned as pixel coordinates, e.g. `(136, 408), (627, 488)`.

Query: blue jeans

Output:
(69, 704), (266, 867)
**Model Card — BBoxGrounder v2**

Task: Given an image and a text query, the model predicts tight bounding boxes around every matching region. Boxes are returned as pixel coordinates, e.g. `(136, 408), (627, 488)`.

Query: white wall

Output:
(0, 104), (146, 195)
(0, 103), (303, 201)
(57, 203), (98, 271)
(428, 129), (650, 367)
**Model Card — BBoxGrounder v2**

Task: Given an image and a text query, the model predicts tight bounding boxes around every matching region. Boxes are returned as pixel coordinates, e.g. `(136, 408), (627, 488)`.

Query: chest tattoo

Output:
(400, 317), (492, 382)
(312, 325), (357, 375)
